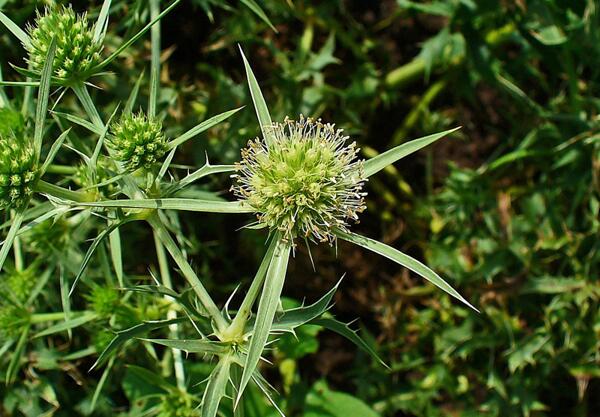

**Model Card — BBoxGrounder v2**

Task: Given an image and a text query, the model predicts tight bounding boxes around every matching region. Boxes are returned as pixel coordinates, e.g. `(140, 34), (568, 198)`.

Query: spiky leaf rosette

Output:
(107, 112), (168, 172)
(233, 116), (367, 243)
(25, 5), (102, 80)
(0, 134), (38, 210)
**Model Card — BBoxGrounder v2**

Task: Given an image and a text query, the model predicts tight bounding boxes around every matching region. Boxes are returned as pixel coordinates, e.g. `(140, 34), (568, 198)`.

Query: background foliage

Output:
(0, 0), (599, 416)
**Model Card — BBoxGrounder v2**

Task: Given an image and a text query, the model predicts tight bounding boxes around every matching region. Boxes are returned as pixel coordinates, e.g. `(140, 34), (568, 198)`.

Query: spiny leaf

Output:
(239, 47), (274, 145)
(202, 356), (232, 417)
(310, 317), (388, 369)
(141, 338), (229, 355)
(91, 318), (187, 370)
(34, 37), (56, 160)
(75, 198), (253, 213)
(237, 238), (291, 405)
(168, 107), (244, 150)
(270, 277), (343, 333)
(336, 229), (478, 311)
(363, 127), (460, 177)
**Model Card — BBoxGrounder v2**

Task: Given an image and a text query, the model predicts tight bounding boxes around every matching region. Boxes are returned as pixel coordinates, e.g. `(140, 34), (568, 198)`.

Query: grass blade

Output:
(0, 11), (31, 47)
(34, 312), (98, 338)
(96, 0), (182, 71)
(33, 37), (56, 160)
(109, 225), (123, 288)
(124, 71), (144, 115)
(70, 219), (133, 296)
(93, 0), (112, 43)
(336, 229), (478, 311)
(0, 210), (25, 272)
(51, 111), (104, 135)
(363, 127), (460, 178)
(237, 238), (291, 405)
(168, 107), (244, 150)
(239, 47), (274, 145)
(240, 0), (277, 32)
(39, 129), (71, 177)
(5, 325), (29, 385)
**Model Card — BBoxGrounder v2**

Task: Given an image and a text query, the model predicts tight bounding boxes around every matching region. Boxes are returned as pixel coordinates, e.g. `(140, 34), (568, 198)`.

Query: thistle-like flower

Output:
(232, 116), (366, 243)
(0, 135), (38, 210)
(25, 5), (102, 80)
(107, 112), (168, 172)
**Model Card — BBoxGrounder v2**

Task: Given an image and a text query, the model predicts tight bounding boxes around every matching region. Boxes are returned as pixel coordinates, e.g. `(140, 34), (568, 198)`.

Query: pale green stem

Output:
(35, 180), (93, 202)
(147, 214), (228, 332)
(11, 211), (23, 272)
(153, 229), (186, 390)
(149, 0), (161, 118)
(221, 235), (278, 341)
(30, 311), (85, 323)
(45, 164), (78, 175)
(72, 83), (104, 129)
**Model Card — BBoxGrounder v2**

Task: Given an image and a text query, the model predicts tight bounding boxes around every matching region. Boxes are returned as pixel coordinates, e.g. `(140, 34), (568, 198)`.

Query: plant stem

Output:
(45, 164), (78, 175)
(35, 180), (93, 202)
(147, 213), (228, 332)
(148, 0), (161, 118)
(72, 83), (104, 129)
(30, 311), (85, 323)
(153, 229), (186, 390)
(221, 235), (278, 341)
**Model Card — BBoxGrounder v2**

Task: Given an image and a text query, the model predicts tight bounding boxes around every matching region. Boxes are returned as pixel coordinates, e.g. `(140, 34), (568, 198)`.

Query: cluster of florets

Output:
(0, 135), (38, 210)
(25, 5), (103, 80)
(232, 116), (367, 244)
(157, 390), (197, 417)
(107, 112), (168, 172)
(86, 286), (121, 319)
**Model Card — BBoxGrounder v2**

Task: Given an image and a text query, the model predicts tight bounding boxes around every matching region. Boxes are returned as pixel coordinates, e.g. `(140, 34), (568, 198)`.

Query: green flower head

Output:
(26, 5), (102, 80)
(0, 134), (38, 210)
(232, 115), (367, 244)
(107, 112), (168, 172)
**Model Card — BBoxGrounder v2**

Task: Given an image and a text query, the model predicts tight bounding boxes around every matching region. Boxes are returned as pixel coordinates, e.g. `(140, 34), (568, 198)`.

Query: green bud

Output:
(157, 390), (197, 417)
(0, 134), (38, 210)
(232, 116), (367, 244)
(86, 285), (120, 319)
(25, 5), (103, 80)
(107, 112), (168, 172)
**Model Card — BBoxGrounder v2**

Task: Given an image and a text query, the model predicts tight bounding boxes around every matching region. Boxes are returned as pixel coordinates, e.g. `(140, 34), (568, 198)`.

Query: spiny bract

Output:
(232, 116), (366, 243)
(107, 112), (168, 172)
(25, 5), (102, 80)
(0, 135), (38, 210)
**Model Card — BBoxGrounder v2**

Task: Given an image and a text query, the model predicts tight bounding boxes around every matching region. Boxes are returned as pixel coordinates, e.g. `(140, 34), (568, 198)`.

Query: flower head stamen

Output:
(233, 115), (367, 244)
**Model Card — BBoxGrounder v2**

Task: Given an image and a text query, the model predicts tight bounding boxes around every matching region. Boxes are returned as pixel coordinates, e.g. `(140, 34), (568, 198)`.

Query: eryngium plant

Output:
(233, 115), (366, 243)
(0, 135), (37, 209)
(108, 112), (168, 172)
(26, 5), (102, 80)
